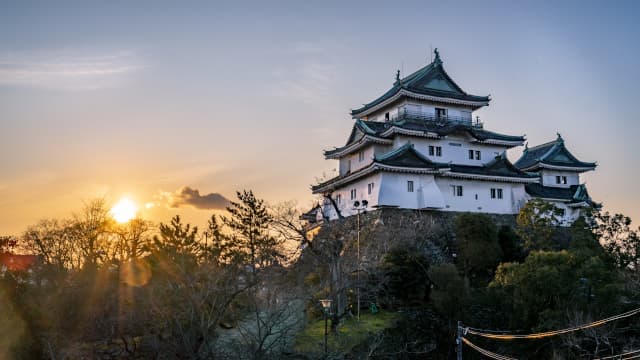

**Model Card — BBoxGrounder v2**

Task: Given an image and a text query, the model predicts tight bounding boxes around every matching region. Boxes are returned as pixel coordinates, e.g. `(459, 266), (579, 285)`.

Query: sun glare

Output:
(111, 198), (138, 223)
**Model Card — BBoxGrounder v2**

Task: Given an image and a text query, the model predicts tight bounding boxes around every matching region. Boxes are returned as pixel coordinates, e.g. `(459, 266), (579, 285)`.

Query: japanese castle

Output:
(310, 49), (596, 224)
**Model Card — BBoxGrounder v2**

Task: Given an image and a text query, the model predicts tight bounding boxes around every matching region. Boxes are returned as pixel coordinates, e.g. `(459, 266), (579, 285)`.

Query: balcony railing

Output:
(388, 108), (483, 128)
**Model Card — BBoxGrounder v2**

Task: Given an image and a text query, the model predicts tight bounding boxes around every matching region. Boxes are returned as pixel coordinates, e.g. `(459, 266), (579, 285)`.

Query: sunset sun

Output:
(110, 198), (138, 223)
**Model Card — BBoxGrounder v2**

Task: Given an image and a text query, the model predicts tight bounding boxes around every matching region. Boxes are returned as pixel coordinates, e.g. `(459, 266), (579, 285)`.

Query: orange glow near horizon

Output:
(110, 198), (138, 223)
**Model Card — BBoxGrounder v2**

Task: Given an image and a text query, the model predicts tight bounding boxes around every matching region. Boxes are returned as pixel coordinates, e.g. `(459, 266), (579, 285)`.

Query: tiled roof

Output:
(325, 118), (524, 159)
(515, 135), (596, 171)
(449, 154), (538, 179)
(525, 183), (594, 205)
(375, 143), (447, 169)
(351, 50), (490, 117)
(378, 118), (524, 143)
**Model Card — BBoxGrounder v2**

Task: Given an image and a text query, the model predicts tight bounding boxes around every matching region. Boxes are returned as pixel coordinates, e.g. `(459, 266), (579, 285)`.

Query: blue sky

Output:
(1, 0), (639, 233)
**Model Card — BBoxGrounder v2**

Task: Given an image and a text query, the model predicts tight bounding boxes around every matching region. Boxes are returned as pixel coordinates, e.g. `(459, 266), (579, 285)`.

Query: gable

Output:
(424, 75), (458, 92)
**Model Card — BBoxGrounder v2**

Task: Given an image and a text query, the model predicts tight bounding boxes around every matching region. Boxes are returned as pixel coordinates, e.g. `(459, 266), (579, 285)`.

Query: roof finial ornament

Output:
(524, 142), (528, 151)
(396, 69), (400, 82)
(433, 48), (442, 65)
(557, 132), (563, 142)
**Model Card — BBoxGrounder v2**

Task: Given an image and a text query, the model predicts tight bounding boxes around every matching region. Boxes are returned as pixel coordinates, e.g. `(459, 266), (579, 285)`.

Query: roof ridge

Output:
(538, 142), (560, 162)
(355, 119), (376, 135)
(526, 138), (560, 152)
(375, 142), (414, 161)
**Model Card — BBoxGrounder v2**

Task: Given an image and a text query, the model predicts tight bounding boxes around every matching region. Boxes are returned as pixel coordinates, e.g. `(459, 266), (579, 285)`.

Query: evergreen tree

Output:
(455, 213), (502, 281)
(152, 215), (200, 268)
(516, 198), (563, 251)
(223, 190), (284, 275)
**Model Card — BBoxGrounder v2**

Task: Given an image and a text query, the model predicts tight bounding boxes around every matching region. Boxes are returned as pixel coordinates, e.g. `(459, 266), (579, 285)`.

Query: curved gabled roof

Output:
(443, 153), (539, 183)
(515, 134), (597, 172)
(449, 153), (538, 180)
(375, 143), (448, 169)
(525, 183), (596, 207)
(351, 49), (490, 117)
(324, 119), (524, 159)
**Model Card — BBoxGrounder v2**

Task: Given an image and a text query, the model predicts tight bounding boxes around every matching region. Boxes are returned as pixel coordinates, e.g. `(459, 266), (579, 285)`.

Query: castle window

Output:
(436, 146), (442, 156)
(452, 185), (463, 197)
(469, 150), (474, 159)
(336, 194), (342, 204)
(407, 181), (414, 192)
(470, 150), (481, 160)
(350, 189), (357, 200)
(385, 112), (390, 121)
(475, 151), (481, 160)
(368, 182), (374, 195)
(491, 188), (503, 199)
(436, 107), (447, 120)
(429, 146), (434, 156)
(347, 160), (352, 173)
(556, 176), (567, 184)
(358, 151), (365, 162)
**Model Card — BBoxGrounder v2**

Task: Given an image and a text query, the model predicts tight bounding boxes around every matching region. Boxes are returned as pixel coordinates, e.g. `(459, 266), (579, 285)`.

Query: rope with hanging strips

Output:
(464, 336), (640, 360)
(594, 349), (640, 360)
(461, 337), (517, 360)
(465, 307), (640, 340)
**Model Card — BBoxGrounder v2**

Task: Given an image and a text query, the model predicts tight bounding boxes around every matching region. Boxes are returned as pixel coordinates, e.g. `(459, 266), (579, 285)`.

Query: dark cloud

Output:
(155, 186), (230, 210)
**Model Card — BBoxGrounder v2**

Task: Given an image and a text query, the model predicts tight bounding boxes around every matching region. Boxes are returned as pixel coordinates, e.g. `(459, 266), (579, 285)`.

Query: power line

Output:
(465, 307), (640, 340)
(461, 337), (517, 360)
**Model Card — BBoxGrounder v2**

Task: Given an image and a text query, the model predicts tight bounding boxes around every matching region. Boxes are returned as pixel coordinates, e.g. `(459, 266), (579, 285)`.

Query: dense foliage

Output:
(2, 196), (640, 359)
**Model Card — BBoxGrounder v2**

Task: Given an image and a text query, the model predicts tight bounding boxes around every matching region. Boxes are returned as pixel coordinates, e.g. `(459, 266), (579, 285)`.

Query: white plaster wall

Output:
(435, 178), (525, 214)
(391, 135), (507, 166)
(540, 170), (580, 187)
(377, 173), (444, 209)
(323, 173), (383, 218)
(338, 145), (377, 175)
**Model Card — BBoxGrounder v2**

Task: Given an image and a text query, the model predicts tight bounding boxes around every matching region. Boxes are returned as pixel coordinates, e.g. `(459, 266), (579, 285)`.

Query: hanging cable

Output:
(595, 349), (640, 360)
(466, 307), (640, 340)
(461, 337), (518, 360)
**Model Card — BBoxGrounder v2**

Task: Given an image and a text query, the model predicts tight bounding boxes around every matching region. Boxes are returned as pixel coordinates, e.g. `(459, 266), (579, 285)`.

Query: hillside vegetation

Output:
(1, 193), (639, 359)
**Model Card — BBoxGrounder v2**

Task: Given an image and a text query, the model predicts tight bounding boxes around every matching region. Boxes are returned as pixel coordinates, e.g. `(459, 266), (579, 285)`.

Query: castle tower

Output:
(312, 49), (540, 219)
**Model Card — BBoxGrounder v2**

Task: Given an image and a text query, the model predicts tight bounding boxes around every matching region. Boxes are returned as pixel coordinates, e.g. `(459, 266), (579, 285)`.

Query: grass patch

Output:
(293, 311), (401, 356)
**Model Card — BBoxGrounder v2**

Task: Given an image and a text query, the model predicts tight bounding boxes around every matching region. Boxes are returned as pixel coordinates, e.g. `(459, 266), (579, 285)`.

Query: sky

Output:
(1, 0), (639, 234)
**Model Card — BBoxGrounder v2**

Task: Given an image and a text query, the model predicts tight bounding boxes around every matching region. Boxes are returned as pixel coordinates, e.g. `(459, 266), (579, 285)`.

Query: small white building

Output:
(310, 49), (596, 224)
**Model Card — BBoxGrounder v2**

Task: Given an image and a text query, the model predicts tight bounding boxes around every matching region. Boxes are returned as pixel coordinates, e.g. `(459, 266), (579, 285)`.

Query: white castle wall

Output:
(540, 170), (580, 187)
(434, 177), (526, 214)
(326, 172), (527, 216)
(392, 135), (507, 166)
(366, 100), (475, 122)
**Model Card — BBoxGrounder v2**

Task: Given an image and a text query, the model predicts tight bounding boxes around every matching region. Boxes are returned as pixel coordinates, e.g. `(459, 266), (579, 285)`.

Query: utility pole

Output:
(457, 320), (463, 360)
(353, 200), (367, 321)
(356, 208), (360, 321)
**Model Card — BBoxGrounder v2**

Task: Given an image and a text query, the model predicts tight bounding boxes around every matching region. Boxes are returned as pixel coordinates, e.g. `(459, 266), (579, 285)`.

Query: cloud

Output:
(271, 41), (341, 107)
(0, 50), (144, 90)
(151, 186), (230, 210)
